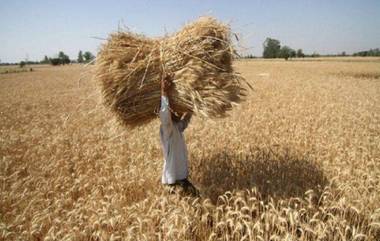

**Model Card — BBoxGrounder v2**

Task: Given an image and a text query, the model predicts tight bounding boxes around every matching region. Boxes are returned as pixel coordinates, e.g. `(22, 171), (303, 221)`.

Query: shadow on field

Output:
(191, 147), (328, 203)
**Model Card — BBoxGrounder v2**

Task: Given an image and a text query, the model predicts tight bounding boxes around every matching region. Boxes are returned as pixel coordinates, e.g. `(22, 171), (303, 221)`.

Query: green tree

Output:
(83, 51), (95, 63)
(290, 49), (296, 58)
(279, 46), (294, 60)
(50, 58), (60, 66)
(78, 50), (84, 63)
(58, 51), (70, 64)
(296, 49), (305, 58)
(58, 51), (65, 59)
(263, 38), (281, 58)
(41, 55), (49, 64)
(19, 61), (26, 68)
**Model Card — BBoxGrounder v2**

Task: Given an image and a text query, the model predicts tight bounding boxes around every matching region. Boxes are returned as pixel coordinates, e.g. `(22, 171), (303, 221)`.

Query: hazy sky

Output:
(1, 0), (379, 63)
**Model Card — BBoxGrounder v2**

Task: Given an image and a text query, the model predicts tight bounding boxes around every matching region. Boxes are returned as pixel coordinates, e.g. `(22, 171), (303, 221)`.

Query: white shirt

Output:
(160, 96), (190, 184)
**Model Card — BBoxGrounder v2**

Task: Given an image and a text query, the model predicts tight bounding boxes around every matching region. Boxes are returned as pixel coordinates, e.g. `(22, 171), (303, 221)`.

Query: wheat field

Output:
(1, 58), (379, 240)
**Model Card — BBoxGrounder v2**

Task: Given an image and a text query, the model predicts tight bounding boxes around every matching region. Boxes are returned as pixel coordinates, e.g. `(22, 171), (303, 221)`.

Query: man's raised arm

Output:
(160, 75), (173, 136)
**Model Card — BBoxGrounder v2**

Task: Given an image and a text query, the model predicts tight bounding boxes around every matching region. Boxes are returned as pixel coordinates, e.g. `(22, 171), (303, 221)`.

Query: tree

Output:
(19, 61), (26, 68)
(278, 46), (294, 60)
(296, 49), (305, 58)
(41, 55), (49, 64)
(48, 51), (70, 65)
(50, 58), (60, 66)
(78, 50), (84, 63)
(353, 48), (380, 57)
(311, 52), (320, 58)
(58, 51), (65, 59)
(263, 38), (281, 58)
(58, 51), (70, 64)
(290, 49), (296, 58)
(244, 54), (255, 59)
(83, 51), (95, 63)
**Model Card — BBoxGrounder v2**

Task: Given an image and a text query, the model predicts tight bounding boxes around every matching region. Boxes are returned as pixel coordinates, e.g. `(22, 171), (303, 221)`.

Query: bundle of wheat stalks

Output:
(96, 17), (250, 128)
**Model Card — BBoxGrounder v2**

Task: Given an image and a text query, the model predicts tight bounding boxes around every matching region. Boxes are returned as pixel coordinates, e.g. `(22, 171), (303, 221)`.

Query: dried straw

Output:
(96, 17), (251, 128)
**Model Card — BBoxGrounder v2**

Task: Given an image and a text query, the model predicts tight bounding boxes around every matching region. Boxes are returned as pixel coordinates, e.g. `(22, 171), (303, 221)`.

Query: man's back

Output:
(159, 76), (198, 197)
(160, 96), (189, 184)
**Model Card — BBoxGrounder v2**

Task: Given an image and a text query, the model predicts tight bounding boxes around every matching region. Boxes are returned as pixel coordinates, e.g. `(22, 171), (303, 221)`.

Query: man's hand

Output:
(161, 73), (173, 97)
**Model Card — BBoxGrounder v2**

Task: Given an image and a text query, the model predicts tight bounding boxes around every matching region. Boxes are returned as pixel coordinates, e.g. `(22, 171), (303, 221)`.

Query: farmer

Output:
(159, 75), (199, 196)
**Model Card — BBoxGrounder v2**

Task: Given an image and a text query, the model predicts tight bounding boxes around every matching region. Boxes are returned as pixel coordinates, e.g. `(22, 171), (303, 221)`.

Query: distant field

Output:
(0, 66), (30, 74)
(242, 56), (380, 62)
(1, 58), (379, 240)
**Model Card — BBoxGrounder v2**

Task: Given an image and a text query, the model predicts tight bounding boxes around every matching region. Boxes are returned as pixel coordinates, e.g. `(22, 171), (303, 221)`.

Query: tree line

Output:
(262, 38), (305, 60)
(4, 50), (96, 67)
(242, 37), (380, 59)
(242, 38), (309, 60)
(1, 45), (380, 66)
(40, 50), (95, 65)
(352, 48), (380, 57)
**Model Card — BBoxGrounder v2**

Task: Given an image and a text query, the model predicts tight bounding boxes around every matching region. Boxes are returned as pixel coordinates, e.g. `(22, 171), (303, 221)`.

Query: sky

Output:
(0, 0), (379, 63)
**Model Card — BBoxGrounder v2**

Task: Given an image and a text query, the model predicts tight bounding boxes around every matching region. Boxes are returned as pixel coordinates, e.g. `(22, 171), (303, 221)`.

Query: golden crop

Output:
(1, 58), (379, 240)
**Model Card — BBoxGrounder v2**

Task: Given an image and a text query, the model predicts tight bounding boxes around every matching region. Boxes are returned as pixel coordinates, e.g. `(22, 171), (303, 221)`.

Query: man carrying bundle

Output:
(160, 75), (199, 197)
(96, 18), (250, 197)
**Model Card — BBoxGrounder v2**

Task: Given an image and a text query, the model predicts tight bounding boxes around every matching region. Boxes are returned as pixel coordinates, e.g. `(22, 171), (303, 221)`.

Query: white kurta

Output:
(160, 96), (190, 184)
